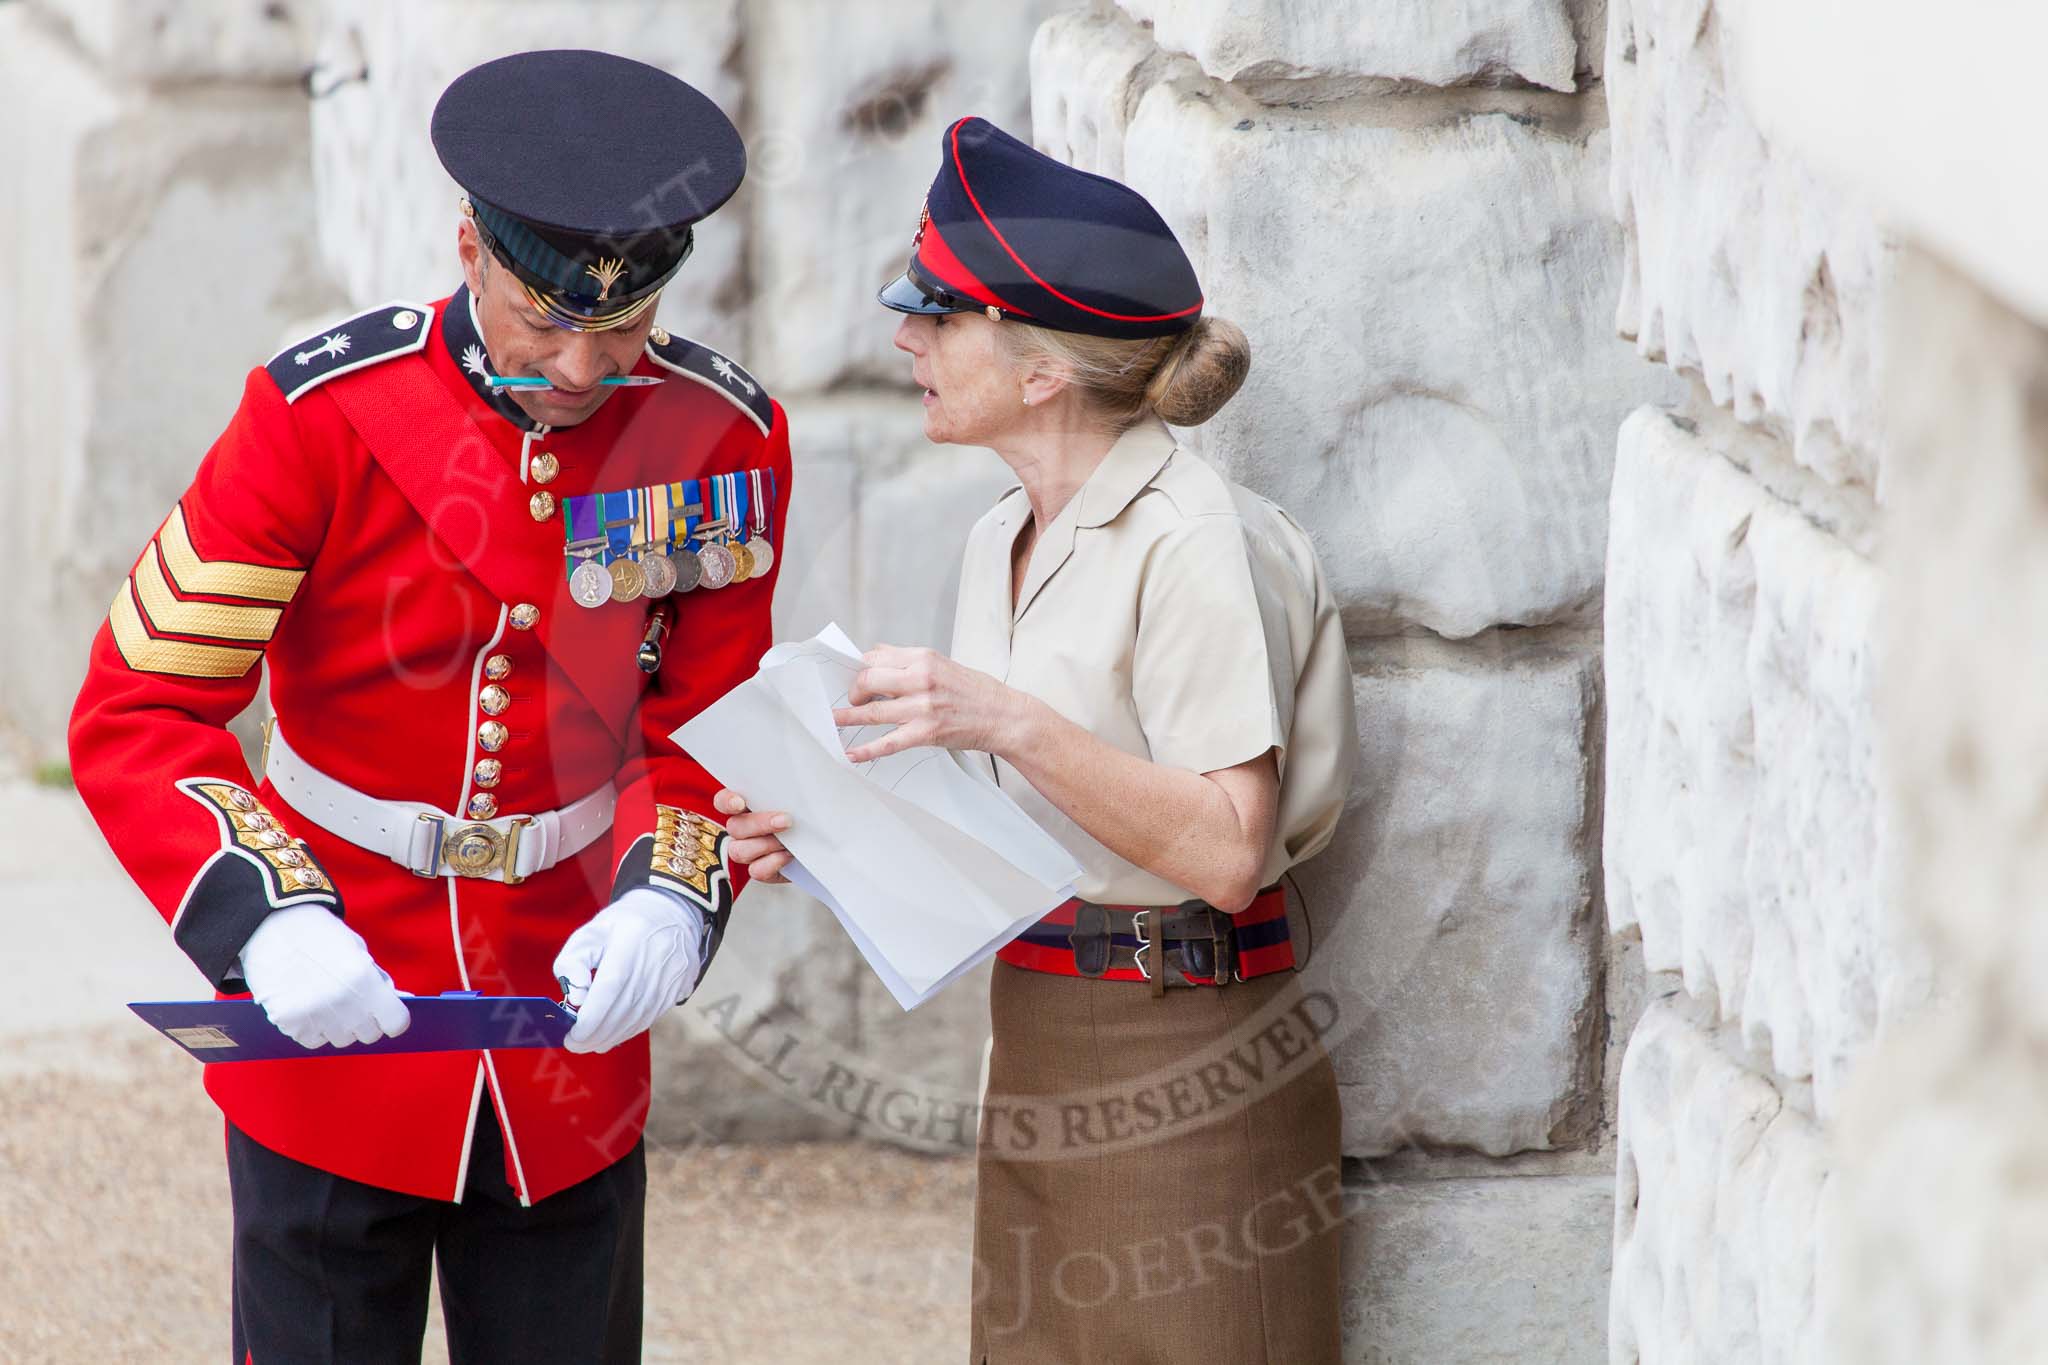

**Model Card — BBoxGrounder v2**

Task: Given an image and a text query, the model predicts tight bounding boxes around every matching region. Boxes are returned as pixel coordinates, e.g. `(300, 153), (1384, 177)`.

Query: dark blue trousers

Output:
(226, 1112), (644, 1363)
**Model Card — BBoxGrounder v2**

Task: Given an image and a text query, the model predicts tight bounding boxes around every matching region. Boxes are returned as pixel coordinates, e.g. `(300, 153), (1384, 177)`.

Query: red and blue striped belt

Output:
(996, 884), (1294, 993)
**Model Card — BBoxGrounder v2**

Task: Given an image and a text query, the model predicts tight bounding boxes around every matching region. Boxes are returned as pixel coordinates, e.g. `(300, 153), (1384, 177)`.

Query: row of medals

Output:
(568, 530), (775, 608)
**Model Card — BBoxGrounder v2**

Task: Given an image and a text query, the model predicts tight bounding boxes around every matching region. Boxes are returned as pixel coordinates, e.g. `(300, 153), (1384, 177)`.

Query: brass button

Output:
(479, 684), (510, 716)
(393, 309), (419, 330)
(467, 792), (499, 819)
(473, 758), (503, 788)
(484, 653), (512, 681)
(530, 452), (559, 485)
(650, 325), (670, 346)
(477, 721), (508, 752)
(295, 867), (328, 891)
(260, 829), (291, 849)
(529, 491), (557, 522)
(229, 789), (257, 812)
(275, 847), (308, 868)
(509, 604), (539, 631)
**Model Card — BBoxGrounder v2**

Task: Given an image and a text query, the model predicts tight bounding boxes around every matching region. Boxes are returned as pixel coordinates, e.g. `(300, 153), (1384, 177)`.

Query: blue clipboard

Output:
(129, 992), (575, 1063)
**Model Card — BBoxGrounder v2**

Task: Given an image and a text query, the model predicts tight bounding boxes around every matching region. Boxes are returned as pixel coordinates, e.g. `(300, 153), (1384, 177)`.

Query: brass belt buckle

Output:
(442, 821), (505, 878)
(416, 813), (533, 882)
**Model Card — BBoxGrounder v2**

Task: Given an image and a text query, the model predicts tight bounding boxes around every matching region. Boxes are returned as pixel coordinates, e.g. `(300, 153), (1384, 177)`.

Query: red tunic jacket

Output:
(68, 290), (790, 1203)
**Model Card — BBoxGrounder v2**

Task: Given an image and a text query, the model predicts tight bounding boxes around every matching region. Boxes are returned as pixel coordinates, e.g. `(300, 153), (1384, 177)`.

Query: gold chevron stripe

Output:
(134, 543), (282, 642)
(109, 581), (261, 679)
(158, 505), (306, 603)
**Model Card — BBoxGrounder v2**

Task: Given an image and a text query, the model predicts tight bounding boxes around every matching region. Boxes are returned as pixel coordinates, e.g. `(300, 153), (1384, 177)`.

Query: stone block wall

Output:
(0, 0), (343, 755)
(1034, 2), (1683, 1357)
(1600, 0), (1932, 1360)
(1823, 246), (2048, 1361)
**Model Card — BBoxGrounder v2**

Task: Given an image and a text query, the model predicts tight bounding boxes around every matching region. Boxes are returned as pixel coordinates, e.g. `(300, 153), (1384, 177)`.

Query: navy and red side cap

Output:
(878, 116), (1203, 340)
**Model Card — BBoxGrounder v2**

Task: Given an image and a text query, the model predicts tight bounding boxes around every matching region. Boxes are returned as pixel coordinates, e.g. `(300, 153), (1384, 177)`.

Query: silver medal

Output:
(698, 541), (737, 590)
(570, 558), (612, 609)
(641, 551), (678, 597)
(745, 469), (776, 579)
(670, 549), (702, 592)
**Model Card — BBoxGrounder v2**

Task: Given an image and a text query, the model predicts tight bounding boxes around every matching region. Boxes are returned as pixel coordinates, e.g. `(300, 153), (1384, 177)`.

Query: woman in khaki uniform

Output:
(718, 117), (1356, 1363)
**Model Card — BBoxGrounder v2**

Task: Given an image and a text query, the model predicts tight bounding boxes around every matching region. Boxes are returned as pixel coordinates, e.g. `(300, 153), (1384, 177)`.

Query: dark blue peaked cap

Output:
(878, 116), (1204, 340)
(432, 49), (745, 330)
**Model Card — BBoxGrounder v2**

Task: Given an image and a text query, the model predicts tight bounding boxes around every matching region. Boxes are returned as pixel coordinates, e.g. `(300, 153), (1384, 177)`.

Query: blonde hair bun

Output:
(1145, 316), (1251, 427)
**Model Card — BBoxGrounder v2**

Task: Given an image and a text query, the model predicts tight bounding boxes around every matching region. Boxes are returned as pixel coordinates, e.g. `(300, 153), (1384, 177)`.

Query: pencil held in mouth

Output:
(486, 375), (665, 390)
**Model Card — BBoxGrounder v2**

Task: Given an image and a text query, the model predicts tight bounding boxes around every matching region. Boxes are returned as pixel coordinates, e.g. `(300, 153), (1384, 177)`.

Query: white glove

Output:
(238, 905), (411, 1049)
(553, 888), (706, 1055)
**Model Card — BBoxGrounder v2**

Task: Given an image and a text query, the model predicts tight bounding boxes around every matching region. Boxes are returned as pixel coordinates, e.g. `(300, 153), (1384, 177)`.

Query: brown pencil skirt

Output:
(969, 961), (1344, 1365)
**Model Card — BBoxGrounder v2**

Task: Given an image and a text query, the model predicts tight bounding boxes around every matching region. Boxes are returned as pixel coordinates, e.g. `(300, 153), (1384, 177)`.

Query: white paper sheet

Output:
(673, 624), (1082, 1010)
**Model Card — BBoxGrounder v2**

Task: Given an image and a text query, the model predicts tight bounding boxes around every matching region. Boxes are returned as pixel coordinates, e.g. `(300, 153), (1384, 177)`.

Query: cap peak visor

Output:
(876, 260), (981, 316)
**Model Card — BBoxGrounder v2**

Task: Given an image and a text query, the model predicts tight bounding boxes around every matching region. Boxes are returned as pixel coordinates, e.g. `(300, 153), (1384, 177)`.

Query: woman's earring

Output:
(1022, 394), (1033, 406)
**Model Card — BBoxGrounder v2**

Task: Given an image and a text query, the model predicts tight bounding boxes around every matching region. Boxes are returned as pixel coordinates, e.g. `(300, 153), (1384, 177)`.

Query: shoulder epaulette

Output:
(645, 327), (773, 436)
(266, 301), (434, 404)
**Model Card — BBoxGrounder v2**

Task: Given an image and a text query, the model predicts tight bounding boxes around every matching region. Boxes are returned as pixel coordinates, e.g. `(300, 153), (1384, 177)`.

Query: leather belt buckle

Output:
(1135, 908), (1165, 998)
(1210, 915), (1236, 987)
(1069, 902), (1110, 977)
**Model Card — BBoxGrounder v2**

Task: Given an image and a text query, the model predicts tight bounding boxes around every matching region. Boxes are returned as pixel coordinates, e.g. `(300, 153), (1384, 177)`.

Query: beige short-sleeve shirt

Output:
(949, 418), (1356, 906)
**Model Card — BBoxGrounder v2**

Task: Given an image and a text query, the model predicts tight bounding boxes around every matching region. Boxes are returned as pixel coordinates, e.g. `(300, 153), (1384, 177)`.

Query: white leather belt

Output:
(264, 723), (615, 884)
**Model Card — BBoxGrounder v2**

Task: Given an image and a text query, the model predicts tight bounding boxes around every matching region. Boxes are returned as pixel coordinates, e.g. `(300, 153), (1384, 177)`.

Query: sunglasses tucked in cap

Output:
(432, 49), (745, 333)
(878, 116), (1204, 340)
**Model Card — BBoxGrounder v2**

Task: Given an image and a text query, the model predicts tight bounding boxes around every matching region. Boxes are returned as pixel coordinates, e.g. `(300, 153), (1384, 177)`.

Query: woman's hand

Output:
(713, 788), (793, 884)
(835, 645), (1036, 763)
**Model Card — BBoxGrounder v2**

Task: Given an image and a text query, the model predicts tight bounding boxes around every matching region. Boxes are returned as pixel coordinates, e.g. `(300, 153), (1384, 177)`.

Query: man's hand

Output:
(552, 888), (706, 1054)
(239, 905), (411, 1049)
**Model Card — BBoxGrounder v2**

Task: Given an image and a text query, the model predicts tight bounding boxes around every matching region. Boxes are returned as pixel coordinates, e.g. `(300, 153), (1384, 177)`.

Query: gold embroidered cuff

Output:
(183, 780), (334, 898)
(649, 805), (726, 899)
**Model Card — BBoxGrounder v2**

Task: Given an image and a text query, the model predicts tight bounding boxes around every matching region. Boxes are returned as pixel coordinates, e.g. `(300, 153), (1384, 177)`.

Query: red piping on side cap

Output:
(915, 216), (1033, 316)
(949, 118), (1204, 325)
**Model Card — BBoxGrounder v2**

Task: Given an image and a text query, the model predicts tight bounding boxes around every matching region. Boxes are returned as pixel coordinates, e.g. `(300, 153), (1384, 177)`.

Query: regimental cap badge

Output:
(585, 257), (628, 302)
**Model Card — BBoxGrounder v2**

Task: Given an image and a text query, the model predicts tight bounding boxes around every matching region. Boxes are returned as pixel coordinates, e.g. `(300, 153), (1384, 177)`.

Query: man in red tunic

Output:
(67, 50), (789, 1362)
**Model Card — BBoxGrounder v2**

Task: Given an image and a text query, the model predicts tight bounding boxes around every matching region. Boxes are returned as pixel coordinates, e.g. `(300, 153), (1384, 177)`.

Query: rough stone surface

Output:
(0, 7), (345, 758)
(1603, 404), (1908, 1113)
(1114, 0), (1595, 92)
(1342, 1173), (1613, 1363)
(744, 0), (1059, 393)
(306, 0), (749, 358)
(1110, 78), (1681, 639)
(1821, 250), (2048, 1364)
(1609, 996), (1828, 1365)
(1712, 1), (2048, 332)
(1029, 7), (1167, 179)
(1301, 635), (1601, 1159)
(1606, 0), (1896, 496)
(30, 0), (316, 83)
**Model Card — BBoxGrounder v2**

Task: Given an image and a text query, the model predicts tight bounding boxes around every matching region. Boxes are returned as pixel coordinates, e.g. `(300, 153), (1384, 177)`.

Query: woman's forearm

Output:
(993, 693), (1271, 911)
